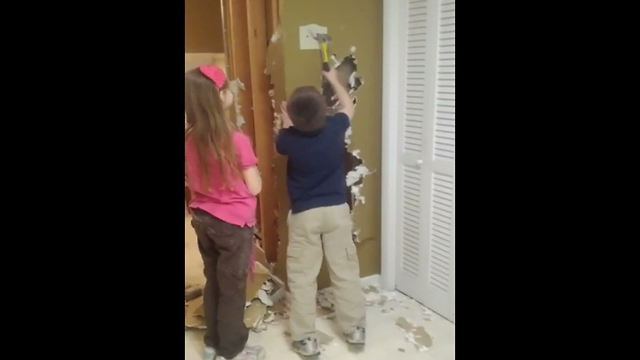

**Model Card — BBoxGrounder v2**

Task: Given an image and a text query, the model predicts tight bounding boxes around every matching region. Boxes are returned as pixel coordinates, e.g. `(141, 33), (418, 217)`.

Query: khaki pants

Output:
(287, 203), (366, 341)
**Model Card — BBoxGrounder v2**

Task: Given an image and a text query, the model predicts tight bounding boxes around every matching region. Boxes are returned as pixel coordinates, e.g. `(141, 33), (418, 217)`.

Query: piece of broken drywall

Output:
(362, 282), (435, 352)
(185, 216), (205, 289)
(185, 261), (287, 333)
(346, 149), (372, 207)
(227, 78), (246, 128)
(396, 317), (433, 352)
(266, 28), (286, 136)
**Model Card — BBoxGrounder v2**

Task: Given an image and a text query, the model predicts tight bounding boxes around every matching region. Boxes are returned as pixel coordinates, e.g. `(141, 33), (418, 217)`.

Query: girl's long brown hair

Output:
(185, 68), (240, 190)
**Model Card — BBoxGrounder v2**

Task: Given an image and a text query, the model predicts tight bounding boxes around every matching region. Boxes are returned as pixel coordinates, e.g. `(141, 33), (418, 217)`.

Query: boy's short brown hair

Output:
(287, 86), (327, 132)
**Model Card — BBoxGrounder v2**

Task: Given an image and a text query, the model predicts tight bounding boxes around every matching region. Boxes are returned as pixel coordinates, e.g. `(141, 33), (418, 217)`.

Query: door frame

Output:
(380, 0), (402, 291)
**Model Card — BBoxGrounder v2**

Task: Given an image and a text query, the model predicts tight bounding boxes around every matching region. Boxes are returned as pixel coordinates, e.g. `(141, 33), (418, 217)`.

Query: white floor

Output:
(185, 276), (454, 360)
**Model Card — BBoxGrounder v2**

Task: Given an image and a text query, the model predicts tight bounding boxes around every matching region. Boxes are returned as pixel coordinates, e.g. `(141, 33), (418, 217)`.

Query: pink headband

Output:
(199, 65), (227, 89)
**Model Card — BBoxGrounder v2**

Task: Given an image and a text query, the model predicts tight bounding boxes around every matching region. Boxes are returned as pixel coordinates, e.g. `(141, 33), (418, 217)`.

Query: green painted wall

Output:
(275, 0), (383, 287)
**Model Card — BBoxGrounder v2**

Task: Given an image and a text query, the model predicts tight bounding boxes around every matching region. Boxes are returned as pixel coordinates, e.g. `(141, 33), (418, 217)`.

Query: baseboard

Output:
(360, 273), (381, 286)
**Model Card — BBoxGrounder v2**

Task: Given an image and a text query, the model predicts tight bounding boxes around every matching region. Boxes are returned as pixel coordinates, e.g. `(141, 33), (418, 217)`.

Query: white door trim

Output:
(380, 0), (402, 291)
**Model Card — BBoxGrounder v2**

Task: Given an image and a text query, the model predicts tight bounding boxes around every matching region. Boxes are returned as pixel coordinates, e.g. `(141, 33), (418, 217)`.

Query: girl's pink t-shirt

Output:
(186, 132), (258, 227)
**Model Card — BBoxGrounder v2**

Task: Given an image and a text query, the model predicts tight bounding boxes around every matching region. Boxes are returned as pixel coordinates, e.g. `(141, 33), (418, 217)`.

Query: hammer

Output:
(312, 33), (332, 71)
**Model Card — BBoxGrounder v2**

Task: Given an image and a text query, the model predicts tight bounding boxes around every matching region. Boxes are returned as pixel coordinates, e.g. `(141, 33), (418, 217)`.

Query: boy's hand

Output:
(280, 101), (293, 128)
(323, 67), (354, 120)
(322, 68), (339, 84)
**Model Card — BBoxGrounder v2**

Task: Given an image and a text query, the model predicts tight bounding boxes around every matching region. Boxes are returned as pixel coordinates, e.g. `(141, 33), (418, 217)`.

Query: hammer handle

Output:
(320, 42), (330, 72)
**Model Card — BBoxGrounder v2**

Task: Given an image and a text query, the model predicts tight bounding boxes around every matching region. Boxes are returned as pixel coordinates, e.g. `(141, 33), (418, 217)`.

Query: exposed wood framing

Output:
(222, 0), (279, 262)
(221, 0), (256, 143)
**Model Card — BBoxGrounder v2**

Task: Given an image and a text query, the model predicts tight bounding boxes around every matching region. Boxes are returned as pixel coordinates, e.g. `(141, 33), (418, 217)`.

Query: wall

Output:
(274, 0), (383, 287)
(185, 53), (226, 72)
(185, 0), (224, 53)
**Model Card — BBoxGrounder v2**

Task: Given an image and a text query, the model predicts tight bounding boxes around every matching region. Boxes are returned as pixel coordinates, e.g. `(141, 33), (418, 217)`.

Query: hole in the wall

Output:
(322, 49), (369, 243)
(323, 54), (362, 112)
(344, 150), (364, 211)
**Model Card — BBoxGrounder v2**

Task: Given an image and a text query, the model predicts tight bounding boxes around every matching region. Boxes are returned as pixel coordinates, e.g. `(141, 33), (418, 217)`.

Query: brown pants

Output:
(191, 209), (253, 359)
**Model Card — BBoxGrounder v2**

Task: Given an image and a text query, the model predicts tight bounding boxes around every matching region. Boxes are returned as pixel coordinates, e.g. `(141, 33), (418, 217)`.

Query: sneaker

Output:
(216, 345), (266, 360)
(292, 337), (320, 356)
(345, 326), (366, 345)
(203, 346), (216, 360)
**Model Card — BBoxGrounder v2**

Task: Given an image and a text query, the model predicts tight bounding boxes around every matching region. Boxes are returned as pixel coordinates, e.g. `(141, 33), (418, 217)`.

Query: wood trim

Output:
(380, 0), (401, 291)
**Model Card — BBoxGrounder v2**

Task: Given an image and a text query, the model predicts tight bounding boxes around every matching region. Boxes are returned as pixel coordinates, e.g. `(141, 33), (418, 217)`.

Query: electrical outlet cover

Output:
(299, 24), (327, 50)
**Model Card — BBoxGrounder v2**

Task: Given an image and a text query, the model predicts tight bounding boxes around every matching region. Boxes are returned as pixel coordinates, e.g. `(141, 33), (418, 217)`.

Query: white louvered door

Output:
(395, 0), (455, 322)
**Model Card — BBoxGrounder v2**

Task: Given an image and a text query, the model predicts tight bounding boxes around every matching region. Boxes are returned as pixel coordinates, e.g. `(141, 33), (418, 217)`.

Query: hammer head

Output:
(312, 33), (332, 43)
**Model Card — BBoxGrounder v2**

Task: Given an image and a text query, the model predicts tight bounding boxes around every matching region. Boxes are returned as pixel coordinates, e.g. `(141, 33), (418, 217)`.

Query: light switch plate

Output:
(299, 24), (327, 50)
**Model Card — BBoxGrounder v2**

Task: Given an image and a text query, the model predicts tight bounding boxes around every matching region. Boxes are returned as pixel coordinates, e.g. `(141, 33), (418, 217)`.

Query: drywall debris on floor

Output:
(185, 295), (206, 329)
(363, 285), (379, 294)
(185, 216), (206, 289)
(244, 299), (269, 331)
(363, 284), (398, 309)
(244, 262), (285, 332)
(317, 287), (336, 311)
(421, 305), (433, 322)
(285, 329), (334, 347)
(184, 261), (286, 332)
(227, 78), (246, 128)
(185, 286), (202, 302)
(395, 316), (433, 352)
(316, 283), (437, 354)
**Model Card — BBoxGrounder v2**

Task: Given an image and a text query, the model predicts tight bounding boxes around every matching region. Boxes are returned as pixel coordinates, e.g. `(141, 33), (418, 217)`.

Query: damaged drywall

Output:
(322, 50), (363, 112)
(266, 28), (286, 136)
(274, 0), (382, 287)
(346, 149), (372, 208)
(321, 48), (371, 244)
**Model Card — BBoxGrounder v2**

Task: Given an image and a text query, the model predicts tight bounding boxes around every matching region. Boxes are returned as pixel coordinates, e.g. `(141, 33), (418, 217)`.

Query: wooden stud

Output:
(246, 0), (278, 262)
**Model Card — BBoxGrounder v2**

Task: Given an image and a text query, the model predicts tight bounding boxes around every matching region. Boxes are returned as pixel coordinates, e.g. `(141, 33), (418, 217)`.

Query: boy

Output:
(276, 68), (366, 356)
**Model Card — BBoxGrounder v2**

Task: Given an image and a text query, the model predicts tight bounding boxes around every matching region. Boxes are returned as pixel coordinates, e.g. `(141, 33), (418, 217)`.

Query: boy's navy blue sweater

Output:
(275, 112), (350, 214)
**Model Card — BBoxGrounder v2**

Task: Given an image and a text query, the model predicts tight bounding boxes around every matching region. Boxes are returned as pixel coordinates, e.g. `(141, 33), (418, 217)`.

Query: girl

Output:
(185, 65), (264, 360)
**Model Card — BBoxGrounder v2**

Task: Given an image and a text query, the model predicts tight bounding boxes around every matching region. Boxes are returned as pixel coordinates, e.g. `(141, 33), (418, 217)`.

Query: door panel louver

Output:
(428, 172), (453, 293)
(434, 0), (455, 160)
(400, 165), (422, 277)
